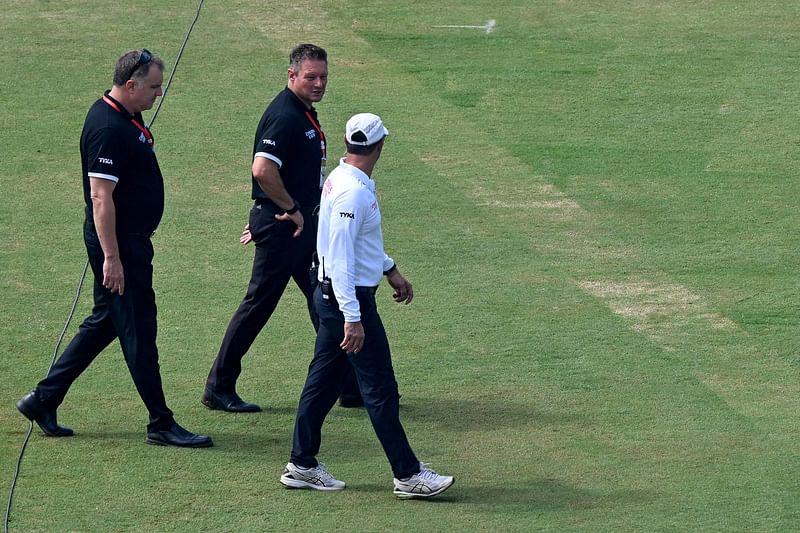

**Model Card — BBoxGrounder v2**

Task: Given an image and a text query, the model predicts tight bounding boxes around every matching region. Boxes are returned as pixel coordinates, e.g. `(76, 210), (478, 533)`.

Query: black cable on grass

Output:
(4, 1), (205, 530)
(4, 259), (88, 533)
(149, 0), (205, 129)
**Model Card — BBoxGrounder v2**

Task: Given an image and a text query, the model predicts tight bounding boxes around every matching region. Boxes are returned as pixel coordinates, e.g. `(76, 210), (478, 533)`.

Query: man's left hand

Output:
(274, 210), (305, 238)
(386, 268), (413, 304)
(240, 223), (253, 245)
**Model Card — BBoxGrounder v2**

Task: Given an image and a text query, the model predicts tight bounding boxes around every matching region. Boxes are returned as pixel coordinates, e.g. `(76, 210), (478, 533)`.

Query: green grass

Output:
(2, 0), (800, 531)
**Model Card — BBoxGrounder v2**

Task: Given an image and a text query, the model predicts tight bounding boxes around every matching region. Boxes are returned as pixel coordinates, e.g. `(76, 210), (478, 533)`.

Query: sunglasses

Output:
(128, 48), (152, 80)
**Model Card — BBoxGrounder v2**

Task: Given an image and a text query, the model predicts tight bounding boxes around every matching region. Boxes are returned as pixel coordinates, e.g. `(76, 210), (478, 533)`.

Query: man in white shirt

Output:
(279, 113), (455, 499)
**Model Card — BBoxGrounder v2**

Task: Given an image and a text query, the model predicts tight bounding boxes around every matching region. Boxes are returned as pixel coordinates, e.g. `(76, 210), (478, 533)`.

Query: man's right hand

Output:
(103, 256), (125, 295)
(341, 321), (365, 354)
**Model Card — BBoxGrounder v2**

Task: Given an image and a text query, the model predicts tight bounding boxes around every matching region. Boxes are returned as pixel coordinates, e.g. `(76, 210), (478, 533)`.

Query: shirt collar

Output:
(338, 158), (375, 192)
(103, 90), (147, 124)
(284, 86), (315, 114)
(103, 90), (131, 116)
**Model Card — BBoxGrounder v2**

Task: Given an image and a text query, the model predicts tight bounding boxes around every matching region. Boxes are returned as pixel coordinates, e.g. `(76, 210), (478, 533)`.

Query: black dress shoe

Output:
(146, 422), (213, 448)
(201, 387), (261, 412)
(16, 391), (74, 437)
(338, 396), (364, 408)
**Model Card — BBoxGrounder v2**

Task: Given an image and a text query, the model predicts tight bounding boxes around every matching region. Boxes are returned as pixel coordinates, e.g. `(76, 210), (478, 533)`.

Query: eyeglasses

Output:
(127, 48), (152, 80)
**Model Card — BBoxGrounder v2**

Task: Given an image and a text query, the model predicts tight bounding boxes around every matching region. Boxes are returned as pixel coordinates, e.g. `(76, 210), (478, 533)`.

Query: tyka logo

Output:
(305, 129), (316, 139)
(263, 139), (276, 146)
(98, 157), (113, 165)
(339, 212), (354, 219)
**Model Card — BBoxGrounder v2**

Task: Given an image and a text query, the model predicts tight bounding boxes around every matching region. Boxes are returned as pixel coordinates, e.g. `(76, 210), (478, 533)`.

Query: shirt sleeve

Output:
(328, 186), (366, 322)
(85, 127), (125, 183)
(254, 111), (293, 169)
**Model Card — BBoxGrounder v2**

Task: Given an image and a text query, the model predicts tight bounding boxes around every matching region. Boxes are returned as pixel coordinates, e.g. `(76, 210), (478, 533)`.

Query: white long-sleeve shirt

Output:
(317, 159), (394, 322)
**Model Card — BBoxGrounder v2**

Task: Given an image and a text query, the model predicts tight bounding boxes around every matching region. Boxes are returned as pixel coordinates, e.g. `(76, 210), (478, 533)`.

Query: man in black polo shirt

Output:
(16, 49), (212, 448)
(202, 43), (361, 412)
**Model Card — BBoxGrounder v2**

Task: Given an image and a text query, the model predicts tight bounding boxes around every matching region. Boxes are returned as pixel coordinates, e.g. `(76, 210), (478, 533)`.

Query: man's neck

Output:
(288, 87), (313, 110)
(344, 154), (377, 177)
(108, 86), (133, 114)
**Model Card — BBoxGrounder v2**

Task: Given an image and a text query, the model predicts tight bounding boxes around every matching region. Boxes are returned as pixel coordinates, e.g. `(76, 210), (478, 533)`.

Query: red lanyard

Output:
(103, 95), (154, 147)
(305, 111), (326, 160)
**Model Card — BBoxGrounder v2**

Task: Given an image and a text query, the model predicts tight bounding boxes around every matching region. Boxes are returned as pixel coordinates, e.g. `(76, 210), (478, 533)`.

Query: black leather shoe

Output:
(16, 391), (74, 437)
(146, 422), (213, 448)
(338, 396), (364, 408)
(201, 387), (261, 412)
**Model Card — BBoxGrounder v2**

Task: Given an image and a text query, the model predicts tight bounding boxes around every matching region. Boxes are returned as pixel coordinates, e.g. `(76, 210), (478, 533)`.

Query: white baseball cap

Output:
(345, 113), (389, 146)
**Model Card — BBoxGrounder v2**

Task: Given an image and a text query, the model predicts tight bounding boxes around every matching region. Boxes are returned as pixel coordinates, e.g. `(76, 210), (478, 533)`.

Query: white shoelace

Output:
(417, 463), (440, 480)
(313, 463), (336, 483)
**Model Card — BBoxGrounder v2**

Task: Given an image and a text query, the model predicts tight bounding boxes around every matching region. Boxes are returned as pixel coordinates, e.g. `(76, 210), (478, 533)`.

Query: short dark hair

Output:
(346, 135), (383, 156)
(113, 49), (164, 86)
(289, 43), (327, 72)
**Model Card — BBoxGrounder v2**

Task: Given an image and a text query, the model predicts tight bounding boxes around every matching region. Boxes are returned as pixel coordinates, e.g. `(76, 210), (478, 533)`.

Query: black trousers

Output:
(290, 285), (419, 479)
(206, 203), (360, 398)
(35, 222), (175, 432)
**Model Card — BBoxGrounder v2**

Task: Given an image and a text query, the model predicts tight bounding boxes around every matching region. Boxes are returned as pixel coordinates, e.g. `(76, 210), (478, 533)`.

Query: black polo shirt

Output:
(251, 87), (325, 210)
(80, 91), (164, 235)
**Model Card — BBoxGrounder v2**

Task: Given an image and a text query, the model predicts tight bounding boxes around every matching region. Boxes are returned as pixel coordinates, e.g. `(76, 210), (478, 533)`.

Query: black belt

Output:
(86, 220), (155, 238)
(254, 199), (319, 215)
(355, 286), (378, 296)
(321, 284), (377, 306)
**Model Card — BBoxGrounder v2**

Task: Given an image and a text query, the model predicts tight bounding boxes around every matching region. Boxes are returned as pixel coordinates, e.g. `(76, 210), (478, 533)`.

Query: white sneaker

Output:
(393, 462), (454, 499)
(280, 462), (345, 491)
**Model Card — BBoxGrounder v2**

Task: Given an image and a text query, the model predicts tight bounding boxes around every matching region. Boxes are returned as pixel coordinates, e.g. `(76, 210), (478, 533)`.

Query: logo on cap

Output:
(346, 113), (389, 146)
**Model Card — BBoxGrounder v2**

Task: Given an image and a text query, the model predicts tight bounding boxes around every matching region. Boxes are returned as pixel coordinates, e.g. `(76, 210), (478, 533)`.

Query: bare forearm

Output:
(88, 177), (124, 294)
(255, 178), (295, 210)
(252, 156), (306, 237)
(253, 157), (295, 210)
(91, 196), (119, 259)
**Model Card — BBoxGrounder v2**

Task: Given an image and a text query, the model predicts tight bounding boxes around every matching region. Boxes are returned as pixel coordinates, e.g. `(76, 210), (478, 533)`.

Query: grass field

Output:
(2, 0), (799, 531)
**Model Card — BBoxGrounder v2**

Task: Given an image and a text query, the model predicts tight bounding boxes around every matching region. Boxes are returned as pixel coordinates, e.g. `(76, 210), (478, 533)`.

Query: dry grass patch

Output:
(579, 278), (737, 344)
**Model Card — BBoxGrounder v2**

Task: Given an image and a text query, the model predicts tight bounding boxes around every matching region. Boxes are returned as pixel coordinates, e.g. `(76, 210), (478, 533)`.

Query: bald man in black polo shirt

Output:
(16, 49), (212, 448)
(202, 44), (361, 412)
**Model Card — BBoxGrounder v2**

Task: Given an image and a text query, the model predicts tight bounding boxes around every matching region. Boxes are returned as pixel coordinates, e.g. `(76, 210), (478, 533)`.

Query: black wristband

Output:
(383, 264), (397, 276)
(285, 202), (300, 215)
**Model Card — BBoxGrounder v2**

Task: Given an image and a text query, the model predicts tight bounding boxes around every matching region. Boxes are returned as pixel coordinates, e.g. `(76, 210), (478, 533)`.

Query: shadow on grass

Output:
(8, 394), (569, 452)
(397, 396), (581, 432)
(349, 477), (653, 510)
(181, 394), (576, 458)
